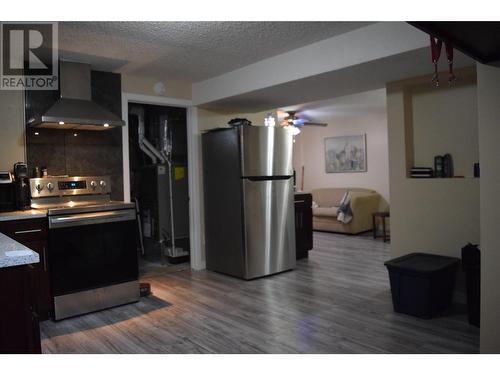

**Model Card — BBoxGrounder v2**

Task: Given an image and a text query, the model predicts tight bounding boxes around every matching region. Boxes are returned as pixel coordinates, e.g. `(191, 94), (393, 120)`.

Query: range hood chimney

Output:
(28, 61), (125, 130)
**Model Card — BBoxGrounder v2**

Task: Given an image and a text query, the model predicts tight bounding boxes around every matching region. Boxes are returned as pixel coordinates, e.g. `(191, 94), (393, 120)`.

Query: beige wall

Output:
(293, 112), (389, 204)
(121, 74), (191, 100)
(412, 84), (478, 176)
(0, 90), (25, 170)
(387, 72), (480, 261)
(477, 63), (500, 353)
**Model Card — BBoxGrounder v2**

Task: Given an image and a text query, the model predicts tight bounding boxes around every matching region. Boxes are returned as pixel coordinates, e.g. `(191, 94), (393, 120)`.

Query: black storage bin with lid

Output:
(385, 253), (459, 319)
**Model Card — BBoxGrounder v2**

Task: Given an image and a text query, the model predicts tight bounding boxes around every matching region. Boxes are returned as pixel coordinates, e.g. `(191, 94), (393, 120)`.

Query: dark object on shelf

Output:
(227, 118), (252, 127)
(462, 243), (480, 327)
(434, 155), (444, 178)
(295, 193), (313, 259)
(372, 211), (390, 242)
(443, 153), (454, 178)
(474, 163), (480, 178)
(0, 218), (51, 321)
(385, 253), (459, 319)
(0, 265), (41, 354)
(139, 282), (151, 297)
(410, 167), (434, 178)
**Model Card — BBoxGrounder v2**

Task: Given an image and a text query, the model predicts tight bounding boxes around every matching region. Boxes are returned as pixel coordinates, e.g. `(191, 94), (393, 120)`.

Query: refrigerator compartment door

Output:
(241, 126), (294, 177)
(243, 177), (296, 279)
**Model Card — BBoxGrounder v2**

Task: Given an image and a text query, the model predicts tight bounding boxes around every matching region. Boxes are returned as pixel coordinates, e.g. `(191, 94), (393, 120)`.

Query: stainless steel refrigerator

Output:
(202, 125), (296, 279)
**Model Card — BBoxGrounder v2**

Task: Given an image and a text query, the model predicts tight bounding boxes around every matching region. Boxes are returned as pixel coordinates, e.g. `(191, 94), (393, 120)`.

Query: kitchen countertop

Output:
(0, 209), (47, 222)
(0, 232), (40, 269)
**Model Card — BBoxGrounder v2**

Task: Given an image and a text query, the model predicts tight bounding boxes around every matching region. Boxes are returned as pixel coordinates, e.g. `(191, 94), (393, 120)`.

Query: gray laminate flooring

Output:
(40, 232), (479, 354)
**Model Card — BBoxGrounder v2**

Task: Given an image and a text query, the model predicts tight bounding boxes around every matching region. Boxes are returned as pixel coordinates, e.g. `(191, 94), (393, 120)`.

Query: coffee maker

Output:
(13, 162), (30, 210)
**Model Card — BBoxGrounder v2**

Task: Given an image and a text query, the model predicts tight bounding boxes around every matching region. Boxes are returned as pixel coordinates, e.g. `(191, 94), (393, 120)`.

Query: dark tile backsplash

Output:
(26, 128), (124, 200)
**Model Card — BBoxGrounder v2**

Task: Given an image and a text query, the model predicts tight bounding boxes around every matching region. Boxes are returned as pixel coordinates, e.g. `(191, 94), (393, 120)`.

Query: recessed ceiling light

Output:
(59, 121), (65, 125)
(103, 123), (109, 127)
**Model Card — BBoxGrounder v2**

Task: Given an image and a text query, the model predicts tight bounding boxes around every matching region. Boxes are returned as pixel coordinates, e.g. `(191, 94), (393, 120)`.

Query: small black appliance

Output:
(13, 162), (30, 210)
(13, 162), (28, 178)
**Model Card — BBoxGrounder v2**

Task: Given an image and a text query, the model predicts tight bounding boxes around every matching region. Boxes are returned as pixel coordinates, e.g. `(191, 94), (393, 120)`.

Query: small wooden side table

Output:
(372, 211), (390, 242)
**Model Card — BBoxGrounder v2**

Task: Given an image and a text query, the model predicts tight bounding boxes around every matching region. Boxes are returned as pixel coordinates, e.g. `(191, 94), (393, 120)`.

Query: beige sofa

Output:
(311, 188), (381, 234)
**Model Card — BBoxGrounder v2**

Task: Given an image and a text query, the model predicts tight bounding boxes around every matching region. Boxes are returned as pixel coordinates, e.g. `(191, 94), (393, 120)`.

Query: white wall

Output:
(294, 112), (389, 204)
(0, 90), (25, 170)
(476, 63), (500, 353)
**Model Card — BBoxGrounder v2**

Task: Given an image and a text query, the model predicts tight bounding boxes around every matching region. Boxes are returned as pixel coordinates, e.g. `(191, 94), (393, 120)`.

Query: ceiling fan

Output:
(281, 111), (328, 128)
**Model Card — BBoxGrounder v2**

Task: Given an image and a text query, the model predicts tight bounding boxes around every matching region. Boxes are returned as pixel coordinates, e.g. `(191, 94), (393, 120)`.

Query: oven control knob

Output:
(46, 182), (54, 192)
(35, 183), (44, 192)
(99, 180), (107, 189)
(90, 181), (97, 190)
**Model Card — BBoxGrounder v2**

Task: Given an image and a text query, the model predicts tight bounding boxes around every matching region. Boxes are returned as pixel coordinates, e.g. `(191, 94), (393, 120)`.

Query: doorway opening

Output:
(128, 102), (190, 275)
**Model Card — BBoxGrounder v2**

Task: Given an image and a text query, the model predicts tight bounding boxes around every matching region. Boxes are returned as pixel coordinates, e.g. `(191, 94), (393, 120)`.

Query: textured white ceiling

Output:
(58, 22), (372, 83)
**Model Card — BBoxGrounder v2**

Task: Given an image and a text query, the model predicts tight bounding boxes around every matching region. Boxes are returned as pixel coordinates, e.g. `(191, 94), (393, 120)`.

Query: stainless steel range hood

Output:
(28, 61), (125, 130)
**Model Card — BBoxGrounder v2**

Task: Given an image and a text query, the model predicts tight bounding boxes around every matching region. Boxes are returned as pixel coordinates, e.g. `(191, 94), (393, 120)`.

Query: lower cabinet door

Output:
(0, 265), (41, 354)
(24, 241), (52, 321)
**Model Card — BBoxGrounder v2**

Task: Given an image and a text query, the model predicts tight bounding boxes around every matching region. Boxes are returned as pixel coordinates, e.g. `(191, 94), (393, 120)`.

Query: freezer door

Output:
(241, 126), (294, 177)
(243, 177), (296, 279)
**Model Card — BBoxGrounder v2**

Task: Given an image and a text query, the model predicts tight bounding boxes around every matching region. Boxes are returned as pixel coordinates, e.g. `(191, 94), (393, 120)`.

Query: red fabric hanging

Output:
(430, 35), (443, 86)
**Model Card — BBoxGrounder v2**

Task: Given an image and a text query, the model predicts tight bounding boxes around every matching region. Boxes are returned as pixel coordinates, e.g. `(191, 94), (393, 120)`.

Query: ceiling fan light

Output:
(264, 114), (276, 127)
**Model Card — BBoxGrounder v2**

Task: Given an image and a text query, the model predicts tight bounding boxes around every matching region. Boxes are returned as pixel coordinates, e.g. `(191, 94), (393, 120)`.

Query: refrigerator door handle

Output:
(244, 176), (292, 182)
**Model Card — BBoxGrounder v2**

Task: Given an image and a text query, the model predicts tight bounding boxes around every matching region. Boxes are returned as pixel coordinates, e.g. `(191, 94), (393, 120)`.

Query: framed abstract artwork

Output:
(324, 134), (367, 173)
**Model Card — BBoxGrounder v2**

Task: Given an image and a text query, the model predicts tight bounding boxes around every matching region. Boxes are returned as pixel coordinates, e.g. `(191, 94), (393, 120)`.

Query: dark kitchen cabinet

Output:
(0, 264), (42, 354)
(295, 193), (313, 259)
(0, 218), (51, 320)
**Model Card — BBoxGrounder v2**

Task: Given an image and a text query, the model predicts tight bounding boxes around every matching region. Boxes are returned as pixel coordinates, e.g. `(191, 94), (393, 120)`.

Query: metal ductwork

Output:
(28, 61), (125, 130)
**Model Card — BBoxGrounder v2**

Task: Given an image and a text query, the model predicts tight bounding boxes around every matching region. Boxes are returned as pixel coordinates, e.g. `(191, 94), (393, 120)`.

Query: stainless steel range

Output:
(30, 176), (139, 320)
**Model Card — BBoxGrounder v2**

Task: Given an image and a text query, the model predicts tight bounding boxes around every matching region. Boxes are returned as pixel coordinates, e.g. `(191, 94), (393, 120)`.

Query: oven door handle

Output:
(49, 209), (136, 229)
